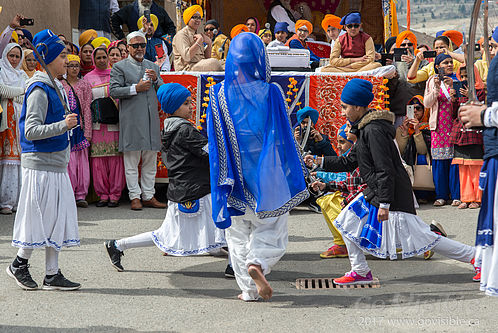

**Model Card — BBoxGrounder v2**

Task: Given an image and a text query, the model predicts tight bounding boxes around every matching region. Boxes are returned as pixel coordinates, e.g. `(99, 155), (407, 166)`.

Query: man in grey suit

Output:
(110, 31), (166, 210)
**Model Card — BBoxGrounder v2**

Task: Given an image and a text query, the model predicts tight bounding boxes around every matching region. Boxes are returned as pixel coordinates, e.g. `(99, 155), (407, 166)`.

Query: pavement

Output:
(0, 200), (495, 333)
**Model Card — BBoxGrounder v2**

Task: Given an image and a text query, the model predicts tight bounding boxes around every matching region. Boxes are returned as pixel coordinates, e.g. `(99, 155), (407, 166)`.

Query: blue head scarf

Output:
(338, 123), (353, 144)
(296, 106), (319, 125)
(274, 22), (289, 34)
(434, 53), (452, 74)
(340, 12), (361, 26)
(341, 79), (374, 107)
(157, 83), (191, 114)
(206, 32), (308, 228)
(436, 30), (445, 37)
(32, 29), (65, 65)
(493, 27), (498, 46)
(22, 29), (33, 42)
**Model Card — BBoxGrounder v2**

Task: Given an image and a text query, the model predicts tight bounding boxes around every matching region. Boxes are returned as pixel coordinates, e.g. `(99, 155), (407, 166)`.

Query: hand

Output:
(310, 129), (323, 142)
(410, 118), (420, 134)
(142, 17), (154, 32)
(145, 69), (157, 82)
(449, 88), (457, 99)
(136, 79), (152, 92)
(294, 127), (301, 141)
(460, 85), (468, 98)
(415, 51), (425, 62)
(193, 34), (204, 46)
(65, 113), (78, 129)
(310, 172), (317, 177)
(202, 34), (212, 45)
(303, 154), (314, 167)
(459, 103), (486, 128)
(10, 14), (24, 29)
(311, 181), (326, 192)
(385, 58), (394, 66)
(155, 55), (167, 68)
(443, 77), (453, 88)
(434, 75), (441, 89)
(399, 118), (409, 135)
(377, 208), (389, 221)
(401, 49), (414, 63)
(374, 52), (381, 61)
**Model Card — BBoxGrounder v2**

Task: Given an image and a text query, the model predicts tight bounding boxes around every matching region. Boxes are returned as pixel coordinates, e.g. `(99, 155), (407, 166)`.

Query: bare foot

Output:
(248, 265), (273, 300)
(238, 293), (244, 300)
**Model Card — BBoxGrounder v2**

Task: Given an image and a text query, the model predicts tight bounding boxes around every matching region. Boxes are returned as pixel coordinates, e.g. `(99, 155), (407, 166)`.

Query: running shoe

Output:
(105, 240), (124, 272)
(42, 270), (81, 291)
(320, 244), (348, 258)
(333, 271), (373, 285)
(6, 264), (38, 290)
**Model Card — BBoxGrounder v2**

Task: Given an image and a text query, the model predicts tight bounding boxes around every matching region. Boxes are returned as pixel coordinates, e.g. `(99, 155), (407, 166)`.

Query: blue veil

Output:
(207, 32), (309, 229)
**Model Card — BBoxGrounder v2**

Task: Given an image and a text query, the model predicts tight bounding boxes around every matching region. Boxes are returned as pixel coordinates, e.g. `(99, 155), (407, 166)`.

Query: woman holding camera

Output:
(424, 53), (461, 207)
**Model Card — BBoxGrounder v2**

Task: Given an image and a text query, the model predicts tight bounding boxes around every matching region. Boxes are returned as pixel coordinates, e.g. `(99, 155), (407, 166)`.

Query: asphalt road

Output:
(0, 200), (495, 333)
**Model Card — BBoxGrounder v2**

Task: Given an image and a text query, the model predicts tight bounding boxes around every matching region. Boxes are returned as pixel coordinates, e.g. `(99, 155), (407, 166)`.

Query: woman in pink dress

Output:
(424, 53), (461, 207)
(84, 47), (126, 207)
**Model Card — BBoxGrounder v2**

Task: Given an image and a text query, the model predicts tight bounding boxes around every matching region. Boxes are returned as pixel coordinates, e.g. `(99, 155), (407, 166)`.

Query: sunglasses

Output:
(346, 24), (360, 29)
(413, 105), (423, 110)
(204, 27), (215, 32)
(129, 43), (146, 49)
(191, 15), (202, 20)
(400, 42), (413, 47)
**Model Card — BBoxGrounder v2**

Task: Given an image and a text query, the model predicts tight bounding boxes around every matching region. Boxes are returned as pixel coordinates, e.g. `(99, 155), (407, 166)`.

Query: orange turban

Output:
(295, 19), (313, 34)
(321, 14), (342, 32)
(79, 29), (98, 47)
(230, 24), (249, 39)
(395, 30), (417, 49)
(443, 30), (463, 47)
(183, 5), (203, 25)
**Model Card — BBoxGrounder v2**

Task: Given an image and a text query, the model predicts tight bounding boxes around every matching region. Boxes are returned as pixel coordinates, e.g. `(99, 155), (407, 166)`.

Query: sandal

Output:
(451, 200), (462, 207)
(433, 199), (446, 207)
(469, 202), (481, 209)
(458, 202), (468, 209)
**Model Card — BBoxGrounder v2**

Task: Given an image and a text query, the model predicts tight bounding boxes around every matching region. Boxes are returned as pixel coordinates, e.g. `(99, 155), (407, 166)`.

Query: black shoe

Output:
(6, 264), (38, 290)
(108, 200), (120, 208)
(430, 221), (448, 237)
(76, 200), (88, 208)
(224, 264), (235, 279)
(96, 200), (108, 207)
(42, 270), (81, 291)
(308, 202), (321, 214)
(105, 240), (124, 271)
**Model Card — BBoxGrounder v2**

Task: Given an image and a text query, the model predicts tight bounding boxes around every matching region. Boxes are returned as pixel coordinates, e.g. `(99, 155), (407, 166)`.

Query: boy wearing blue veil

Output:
(206, 32), (309, 301)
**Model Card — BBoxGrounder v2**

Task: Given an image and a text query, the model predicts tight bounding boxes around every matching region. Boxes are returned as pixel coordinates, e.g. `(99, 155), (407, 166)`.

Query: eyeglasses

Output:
(400, 42), (413, 47)
(191, 15), (202, 21)
(129, 43), (146, 49)
(346, 24), (360, 29)
(204, 27), (215, 32)
(297, 28), (309, 33)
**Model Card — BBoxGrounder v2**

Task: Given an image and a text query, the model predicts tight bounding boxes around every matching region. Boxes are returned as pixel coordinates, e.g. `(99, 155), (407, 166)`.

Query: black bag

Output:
(91, 97), (119, 124)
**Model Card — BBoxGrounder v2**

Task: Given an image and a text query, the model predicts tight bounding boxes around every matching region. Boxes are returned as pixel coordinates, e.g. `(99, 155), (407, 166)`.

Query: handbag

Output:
(90, 97), (119, 124)
(412, 154), (435, 191)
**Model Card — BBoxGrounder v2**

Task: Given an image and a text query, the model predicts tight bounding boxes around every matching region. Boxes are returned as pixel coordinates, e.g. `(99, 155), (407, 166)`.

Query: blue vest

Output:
(145, 37), (164, 63)
(483, 56), (498, 160)
(20, 82), (69, 153)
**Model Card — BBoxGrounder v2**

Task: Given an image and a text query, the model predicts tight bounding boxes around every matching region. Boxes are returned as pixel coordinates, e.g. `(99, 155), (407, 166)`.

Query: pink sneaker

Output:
(471, 258), (481, 282)
(333, 271), (373, 285)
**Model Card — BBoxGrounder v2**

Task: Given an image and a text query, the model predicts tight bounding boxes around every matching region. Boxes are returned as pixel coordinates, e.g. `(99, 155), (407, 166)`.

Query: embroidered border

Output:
(12, 238), (80, 251)
(151, 232), (225, 256)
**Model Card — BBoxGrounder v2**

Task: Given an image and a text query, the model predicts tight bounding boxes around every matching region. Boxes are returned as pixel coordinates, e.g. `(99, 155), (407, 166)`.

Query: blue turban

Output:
(274, 22), (289, 34)
(296, 106), (319, 125)
(436, 30), (445, 37)
(157, 83), (191, 114)
(341, 79), (374, 107)
(338, 123), (353, 144)
(492, 26), (498, 44)
(434, 53), (452, 74)
(340, 12), (361, 26)
(32, 29), (66, 65)
(22, 29), (33, 42)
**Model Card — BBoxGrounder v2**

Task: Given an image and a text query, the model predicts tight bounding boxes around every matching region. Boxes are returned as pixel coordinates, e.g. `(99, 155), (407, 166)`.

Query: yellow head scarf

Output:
(79, 29), (98, 47)
(295, 20), (313, 34)
(11, 31), (18, 43)
(67, 54), (81, 63)
(22, 49), (36, 78)
(137, 14), (159, 30)
(183, 5), (203, 25)
(91, 37), (111, 49)
(230, 24), (249, 39)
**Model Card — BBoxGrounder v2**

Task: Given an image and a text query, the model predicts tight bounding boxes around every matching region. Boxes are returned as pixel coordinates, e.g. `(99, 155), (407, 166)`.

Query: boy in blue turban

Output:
(268, 22), (289, 48)
(7, 29), (81, 291)
(306, 78), (476, 285)
(104, 83), (227, 273)
(294, 106), (337, 157)
(322, 12), (381, 73)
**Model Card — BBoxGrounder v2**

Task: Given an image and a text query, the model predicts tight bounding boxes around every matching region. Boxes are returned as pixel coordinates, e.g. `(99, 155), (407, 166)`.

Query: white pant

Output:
(345, 227), (476, 276)
(17, 247), (59, 275)
(123, 150), (157, 200)
(226, 210), (288, 301)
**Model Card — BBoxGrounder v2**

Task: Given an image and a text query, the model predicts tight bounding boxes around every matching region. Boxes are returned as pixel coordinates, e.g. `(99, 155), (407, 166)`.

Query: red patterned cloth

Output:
(326, 166), (367, 205)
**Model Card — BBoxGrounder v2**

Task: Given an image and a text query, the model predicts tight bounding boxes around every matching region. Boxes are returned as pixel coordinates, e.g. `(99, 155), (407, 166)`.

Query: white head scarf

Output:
(0, 43), (25, 88)
(126, 31), (146, 44)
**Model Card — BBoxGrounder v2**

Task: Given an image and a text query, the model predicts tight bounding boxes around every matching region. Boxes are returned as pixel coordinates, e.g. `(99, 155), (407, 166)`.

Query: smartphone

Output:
(20, 18), (34, 26)
(393, 48), (408, 61)
(453, 80), (468, 98)
(423, 50), (437, 58)
(380, 53), (393, 66)
(406, 105), (415, 119)
(154, 44), (165, 59)
(475, 43), (481, 52)
(144, 9), (151, 23)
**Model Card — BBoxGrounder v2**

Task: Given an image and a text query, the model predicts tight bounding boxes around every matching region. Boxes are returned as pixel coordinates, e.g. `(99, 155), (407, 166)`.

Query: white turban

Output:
(126, 31), (146, 44)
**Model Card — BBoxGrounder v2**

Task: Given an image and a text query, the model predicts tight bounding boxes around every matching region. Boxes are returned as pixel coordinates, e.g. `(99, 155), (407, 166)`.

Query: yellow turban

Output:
(321, 14), (342, 32)
(295, 20), (313, 34)
(443, 30), (463, 47)
(79, 29), (98, 47)
(137, 14), (159, 30)
(395, 30), (417, 49)
(183, 5), (203, 25)
(258, 28), (271, 37)
(91, 37), (111, 49)
(11, 31), (18, 43)
(230, 24), (249, 39)
(67, 54), (80, 63)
